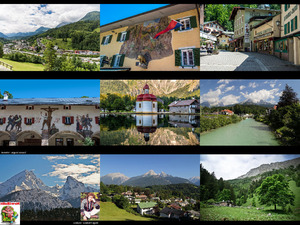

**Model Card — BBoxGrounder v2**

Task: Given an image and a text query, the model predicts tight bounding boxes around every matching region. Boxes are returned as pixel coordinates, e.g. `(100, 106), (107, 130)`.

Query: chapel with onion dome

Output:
(136, 84), (157, 113)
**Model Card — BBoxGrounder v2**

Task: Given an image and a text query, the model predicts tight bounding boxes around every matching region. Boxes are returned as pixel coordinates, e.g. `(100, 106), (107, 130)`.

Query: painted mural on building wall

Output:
(119, 16), (173, 62)
(5, 115), (22, 132)
(76, 114), (93, 138)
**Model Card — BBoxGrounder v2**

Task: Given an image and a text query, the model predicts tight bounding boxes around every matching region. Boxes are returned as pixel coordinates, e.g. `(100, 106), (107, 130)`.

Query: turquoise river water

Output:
(200, 118), (279, 146)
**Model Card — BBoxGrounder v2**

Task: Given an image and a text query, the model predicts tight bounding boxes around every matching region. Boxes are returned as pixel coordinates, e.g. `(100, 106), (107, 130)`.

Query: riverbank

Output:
(200, 118), (279, 146)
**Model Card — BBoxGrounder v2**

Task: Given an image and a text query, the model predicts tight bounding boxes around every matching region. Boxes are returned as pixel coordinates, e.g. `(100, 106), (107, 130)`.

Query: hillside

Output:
(100, 202), (155, 221)
(79, 11), (100, 21)
(100, 80), (200, 98)
(237, 157), (300, 179)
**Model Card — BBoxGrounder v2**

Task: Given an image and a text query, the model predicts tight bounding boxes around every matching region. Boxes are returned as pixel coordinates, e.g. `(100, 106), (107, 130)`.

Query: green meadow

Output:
(0, 58), (44, 71)
(201, 181), (300, 221)
(100, 202), (156, 221)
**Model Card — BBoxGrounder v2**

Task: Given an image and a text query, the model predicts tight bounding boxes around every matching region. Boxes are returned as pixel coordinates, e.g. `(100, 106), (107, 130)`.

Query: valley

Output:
(200, 156), (300, 221)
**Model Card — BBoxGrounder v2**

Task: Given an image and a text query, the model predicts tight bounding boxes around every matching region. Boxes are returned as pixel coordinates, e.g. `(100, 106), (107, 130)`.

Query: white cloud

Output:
(217, 84), (226, 90)
(0, 4), (99, 34)
(240, 85), (246, 90)
(249, 82), (258, 88)
(200, 155), (287, 180)
(220, 94), (240, 105)
(200, 88), (222, 105)
(240, 88), (279, 103)
(217, 79), (232, 84)
(225, 85), (235, 92)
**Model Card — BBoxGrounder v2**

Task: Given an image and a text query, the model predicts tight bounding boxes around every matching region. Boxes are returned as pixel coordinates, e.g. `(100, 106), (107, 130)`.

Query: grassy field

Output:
(200, 206), (299, 221)
(0, 58), (44, 71)
(100, 202), (156, 221)
(201, 181), (300, 221)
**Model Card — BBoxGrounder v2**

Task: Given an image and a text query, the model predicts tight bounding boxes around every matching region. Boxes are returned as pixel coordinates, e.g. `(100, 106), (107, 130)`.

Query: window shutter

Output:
(119, 54), (125, 67)
(175, 50), (181, 66)
(26, 106), (28, 110)
(63, 105), (66, 109)
(174, 20), (181, 31)
(62, 116), (66, 124)
(111, 55), (116, 67)
(101, 36), (106, 45)
(190, 16), (197, 28)
(3, 118), (6, 123)
(95, 117), (99, 124)
(125, 31), (130, 41)
(100, 56), (105, 67)
(108, 35), (113, 43)
(193, 48), (200, 66)
(117, 33), (121, 42)
(71, 116), (74, 124)
(32, 117), (35, 124)
(69, 105), (71, 110)
(32, 106), (34, 110)
(24, 117), (27, 124)
(295, 16), (298, 30)
(291, 19), (294, 32)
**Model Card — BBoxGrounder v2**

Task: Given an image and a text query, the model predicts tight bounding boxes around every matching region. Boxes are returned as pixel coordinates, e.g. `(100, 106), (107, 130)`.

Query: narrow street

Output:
(200, 50), (300, 71)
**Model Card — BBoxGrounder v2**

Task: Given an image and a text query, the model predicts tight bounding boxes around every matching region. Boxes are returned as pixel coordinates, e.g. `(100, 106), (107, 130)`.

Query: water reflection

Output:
(100, 114), (200, 146)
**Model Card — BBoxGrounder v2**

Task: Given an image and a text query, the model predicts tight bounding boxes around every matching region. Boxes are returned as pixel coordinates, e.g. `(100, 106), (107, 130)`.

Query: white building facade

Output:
(0, 98), (100, 146)
(136, 84), (157, 113)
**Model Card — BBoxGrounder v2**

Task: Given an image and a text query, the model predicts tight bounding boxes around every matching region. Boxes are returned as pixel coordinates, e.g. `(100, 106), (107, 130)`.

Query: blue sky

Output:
(0, 79), (100, 98)
(200, 79), (300, 106)
(101, 154), (200, 179)
(100, 4), (169, 26)
(201, 154), (300, 180)
(0, 155), (100, 188)
(0, 4), (99, 34)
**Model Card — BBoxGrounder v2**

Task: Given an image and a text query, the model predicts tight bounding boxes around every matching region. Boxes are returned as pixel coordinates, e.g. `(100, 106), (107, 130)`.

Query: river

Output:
(200, 118), (279, 146)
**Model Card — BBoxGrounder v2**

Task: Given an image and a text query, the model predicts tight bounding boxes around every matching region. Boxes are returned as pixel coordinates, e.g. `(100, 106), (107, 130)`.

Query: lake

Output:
(100, 114), (200, 145)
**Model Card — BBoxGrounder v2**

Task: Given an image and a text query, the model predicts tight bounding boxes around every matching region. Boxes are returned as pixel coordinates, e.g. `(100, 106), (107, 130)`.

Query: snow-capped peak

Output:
(143, 170), (157, 177)
(159, 171), (171, 177)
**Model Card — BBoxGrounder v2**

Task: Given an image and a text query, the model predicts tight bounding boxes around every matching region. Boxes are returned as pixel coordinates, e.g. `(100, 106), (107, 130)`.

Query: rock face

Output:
(189, 176), (200, 186)
(100, 173), (129, 185)
(0, 170), (51, 197)
(237, 157), (300, 179)
(100, 80), (200, 97)
(59, 176), (98, 201)
(0, 189), (72, 212)
(119, 17), (173, 60)
(0, 171), (99, 210)
(102, 170), (192, 187)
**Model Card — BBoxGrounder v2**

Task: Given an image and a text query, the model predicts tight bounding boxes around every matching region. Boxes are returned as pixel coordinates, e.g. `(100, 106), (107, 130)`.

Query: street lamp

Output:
(276, 20), (280, 27)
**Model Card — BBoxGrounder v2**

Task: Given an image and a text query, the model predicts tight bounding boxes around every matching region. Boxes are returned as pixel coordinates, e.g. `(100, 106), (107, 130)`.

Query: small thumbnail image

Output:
(80, 192), (100, 221)
(100, 80), (200, 145)
(0, 202), (20, 225)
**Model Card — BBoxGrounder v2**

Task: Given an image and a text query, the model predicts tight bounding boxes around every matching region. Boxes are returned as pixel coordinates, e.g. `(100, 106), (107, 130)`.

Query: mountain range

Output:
(100, 80), (200, 98)
(236, 157), (300, 180)
(201, 99), (274, 108)
(101, 170), (200, 187)
(0, 170), (99, 211)
(2, 11), (99, 40)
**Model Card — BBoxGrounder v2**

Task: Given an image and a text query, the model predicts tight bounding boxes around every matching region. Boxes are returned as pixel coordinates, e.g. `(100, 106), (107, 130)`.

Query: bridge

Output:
(0, 60), (13, 71)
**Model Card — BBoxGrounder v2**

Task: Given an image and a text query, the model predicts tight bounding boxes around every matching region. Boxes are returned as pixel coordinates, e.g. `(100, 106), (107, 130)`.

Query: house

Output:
(168, 99), (200, 113)
(170, 203), (182, 210)
(137, 202), (157, 215)
(100, 4), (200, 71)
(136, 194), (148, 200)
(135, 199), (141, 204)
(159, 207), (185, 220)
(220, 109), (234, 115)
(217, 33), (233, 47)
(274, 4), (300, 65)
(187, 210), (200, 220)
(0, 98), (100, 146)
(229, 5), (280, 51)
(202, 21), (226, 36)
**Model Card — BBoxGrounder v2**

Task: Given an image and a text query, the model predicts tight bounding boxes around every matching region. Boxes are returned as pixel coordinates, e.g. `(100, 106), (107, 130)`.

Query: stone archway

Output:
(0, 131), (11, 146)
(16, 130), (42, 146)
(48, 130), (85, 146)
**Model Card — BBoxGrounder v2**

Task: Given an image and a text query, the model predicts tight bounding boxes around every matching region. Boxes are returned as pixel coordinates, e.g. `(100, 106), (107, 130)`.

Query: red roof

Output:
(221, 109), (234, 113)
(143, 84), (149, 90)
(150, 94), (157, 101)
(137, 94), (144, 101)
(143, 94), (152, 101)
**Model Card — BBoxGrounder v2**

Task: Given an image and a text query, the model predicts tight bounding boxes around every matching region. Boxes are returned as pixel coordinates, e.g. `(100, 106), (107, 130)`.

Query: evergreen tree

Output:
(43, 42), (57, 71)
(278, 84), (299, 108)
(0, 42), (3, 58)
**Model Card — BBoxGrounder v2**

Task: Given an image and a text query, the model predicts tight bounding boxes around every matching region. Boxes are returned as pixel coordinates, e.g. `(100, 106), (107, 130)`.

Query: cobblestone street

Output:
(200, 50), (300, 71)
